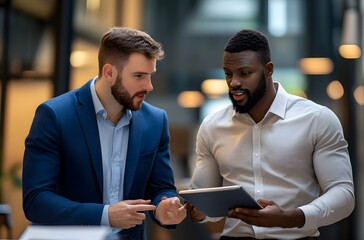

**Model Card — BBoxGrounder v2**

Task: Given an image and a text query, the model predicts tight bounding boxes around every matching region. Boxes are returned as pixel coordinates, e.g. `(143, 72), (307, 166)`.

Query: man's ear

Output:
(102, 63), (116, 83)
(265, 61), (274, 77)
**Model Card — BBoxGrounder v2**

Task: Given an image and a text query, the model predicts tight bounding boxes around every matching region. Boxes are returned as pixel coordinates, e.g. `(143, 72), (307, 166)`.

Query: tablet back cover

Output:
(179, 185), (262, 217)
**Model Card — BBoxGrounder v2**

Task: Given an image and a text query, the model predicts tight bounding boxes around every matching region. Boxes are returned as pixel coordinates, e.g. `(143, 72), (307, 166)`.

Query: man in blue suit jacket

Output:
(22, 27), (186, 240)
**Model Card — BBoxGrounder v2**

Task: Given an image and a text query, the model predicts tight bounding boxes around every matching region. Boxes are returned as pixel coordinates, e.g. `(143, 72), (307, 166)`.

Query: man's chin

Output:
(233, 104), (250, 113)
(130, 103), (143, 111)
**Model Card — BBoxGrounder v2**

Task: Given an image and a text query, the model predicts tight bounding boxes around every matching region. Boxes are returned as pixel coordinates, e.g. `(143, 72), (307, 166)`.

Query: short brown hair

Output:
(98, 27), (164, 76)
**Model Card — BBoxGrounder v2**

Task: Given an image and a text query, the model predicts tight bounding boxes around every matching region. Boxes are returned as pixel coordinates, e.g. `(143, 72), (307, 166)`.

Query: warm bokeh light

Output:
(177, 91), (205, 108)
(201, 79), (228, 98)
(70, 51), (90, 67)
(353, 85), (364, 105)
(86, 0), (100, 12)
(340, 8), (361, 59)
(326, 80), (344, 100)
(339, 45), (361, 59)
(298, 58), (334, 75)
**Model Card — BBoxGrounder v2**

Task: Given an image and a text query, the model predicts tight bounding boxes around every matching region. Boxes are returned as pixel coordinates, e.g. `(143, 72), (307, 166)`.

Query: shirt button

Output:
(255, 125), (259, 129)
(255, 153), (259, 157)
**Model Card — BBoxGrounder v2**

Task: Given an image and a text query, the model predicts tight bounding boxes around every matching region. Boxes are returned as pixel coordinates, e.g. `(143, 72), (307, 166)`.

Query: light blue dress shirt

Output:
(90, 77), (132, 228)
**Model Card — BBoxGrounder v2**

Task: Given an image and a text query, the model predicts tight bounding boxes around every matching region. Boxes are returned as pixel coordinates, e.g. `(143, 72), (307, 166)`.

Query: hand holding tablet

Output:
(179, 185), (262, 217)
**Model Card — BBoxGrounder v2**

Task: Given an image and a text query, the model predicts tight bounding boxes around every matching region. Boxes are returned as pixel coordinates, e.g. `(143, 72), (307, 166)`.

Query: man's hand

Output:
(155, 196), (187, 225)
(186, 203), (206, 222)
(228, 199), (305, 228)
(109, 199), (156, 229)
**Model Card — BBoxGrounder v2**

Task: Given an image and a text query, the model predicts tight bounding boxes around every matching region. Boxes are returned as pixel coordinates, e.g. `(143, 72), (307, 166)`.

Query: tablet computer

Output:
(179, 185), (262, 217)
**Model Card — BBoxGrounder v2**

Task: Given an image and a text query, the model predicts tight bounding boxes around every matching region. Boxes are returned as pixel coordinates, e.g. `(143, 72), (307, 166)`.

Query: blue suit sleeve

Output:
(22, 102), (104, 225)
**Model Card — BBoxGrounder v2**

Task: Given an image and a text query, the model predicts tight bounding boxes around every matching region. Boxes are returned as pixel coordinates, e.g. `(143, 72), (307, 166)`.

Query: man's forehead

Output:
(223, 51), (260, 67)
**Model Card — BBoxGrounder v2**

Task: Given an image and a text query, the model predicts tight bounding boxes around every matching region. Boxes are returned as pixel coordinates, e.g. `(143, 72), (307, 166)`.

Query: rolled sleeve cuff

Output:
(298, 205), (318, 230)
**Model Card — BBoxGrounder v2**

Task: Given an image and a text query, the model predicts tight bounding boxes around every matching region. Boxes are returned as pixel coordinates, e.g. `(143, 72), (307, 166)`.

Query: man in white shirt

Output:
(186, 29), (354, 240)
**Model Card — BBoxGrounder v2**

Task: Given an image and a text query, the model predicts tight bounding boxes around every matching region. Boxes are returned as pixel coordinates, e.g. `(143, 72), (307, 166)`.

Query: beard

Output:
(229, 71), (267, 113)
(111, 74), (146, 111)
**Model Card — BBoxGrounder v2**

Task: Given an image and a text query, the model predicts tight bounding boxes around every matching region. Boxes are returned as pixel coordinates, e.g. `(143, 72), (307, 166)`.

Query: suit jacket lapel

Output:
(76, 81), (103, 194)
(124, 111), (142, 198)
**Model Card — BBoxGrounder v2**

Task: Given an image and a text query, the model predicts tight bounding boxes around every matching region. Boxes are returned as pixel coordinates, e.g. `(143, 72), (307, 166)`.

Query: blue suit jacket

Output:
(22, 80), (178, 239)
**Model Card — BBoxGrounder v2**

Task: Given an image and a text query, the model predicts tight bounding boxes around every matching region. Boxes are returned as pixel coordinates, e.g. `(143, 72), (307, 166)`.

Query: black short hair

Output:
(224, 29), (271, 64)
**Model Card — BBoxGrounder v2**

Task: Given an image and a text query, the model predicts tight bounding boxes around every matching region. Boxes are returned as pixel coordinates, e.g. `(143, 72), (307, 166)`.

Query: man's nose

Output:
(230, 74), (242, 87)
(145, 79), (153, 92)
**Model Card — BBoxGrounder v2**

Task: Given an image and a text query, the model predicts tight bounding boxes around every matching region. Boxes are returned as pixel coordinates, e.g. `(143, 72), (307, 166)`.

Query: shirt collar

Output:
(90, 77), (107, 119)
(268, 81), (288, 119)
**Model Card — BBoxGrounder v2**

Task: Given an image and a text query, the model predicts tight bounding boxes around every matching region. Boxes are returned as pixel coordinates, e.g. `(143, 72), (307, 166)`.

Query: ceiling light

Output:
(339, 8), (361, 59)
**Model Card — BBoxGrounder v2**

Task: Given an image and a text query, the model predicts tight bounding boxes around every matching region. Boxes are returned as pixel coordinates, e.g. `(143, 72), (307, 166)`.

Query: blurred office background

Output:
(0, 0), (363, 239)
